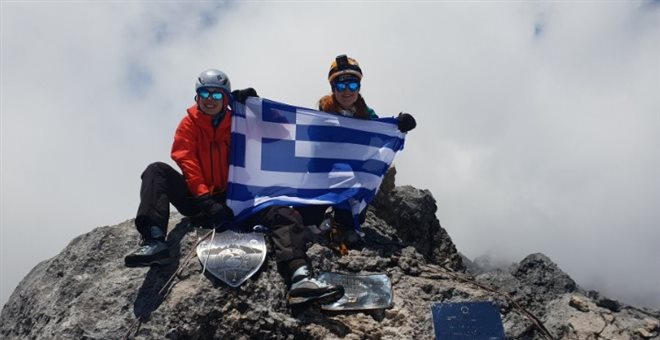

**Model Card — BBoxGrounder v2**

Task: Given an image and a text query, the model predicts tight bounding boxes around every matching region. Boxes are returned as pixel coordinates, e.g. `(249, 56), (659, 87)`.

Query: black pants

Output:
(135, 162), (309, 264)
(135, 162), (209, 237)
(244, 206), (309, 263)
(296, 205), (367, 230)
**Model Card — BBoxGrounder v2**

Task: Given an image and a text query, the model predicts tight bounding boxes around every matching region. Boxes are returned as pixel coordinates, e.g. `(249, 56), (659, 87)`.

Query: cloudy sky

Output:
(1, 1), (658, 309)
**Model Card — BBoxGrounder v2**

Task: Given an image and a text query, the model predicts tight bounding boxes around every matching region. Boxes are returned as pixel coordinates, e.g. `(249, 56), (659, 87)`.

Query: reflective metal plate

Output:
(196, 230), (267, 287)
(319, 272), (393, 311)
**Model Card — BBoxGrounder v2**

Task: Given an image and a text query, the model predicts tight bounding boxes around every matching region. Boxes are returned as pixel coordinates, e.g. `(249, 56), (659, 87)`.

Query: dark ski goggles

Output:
(197, 89), (224, 101)
(334, 81), (360, 92)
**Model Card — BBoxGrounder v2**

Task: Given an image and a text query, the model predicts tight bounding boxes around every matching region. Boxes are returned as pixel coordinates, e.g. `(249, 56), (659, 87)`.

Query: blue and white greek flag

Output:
(227, 98), (406, 229)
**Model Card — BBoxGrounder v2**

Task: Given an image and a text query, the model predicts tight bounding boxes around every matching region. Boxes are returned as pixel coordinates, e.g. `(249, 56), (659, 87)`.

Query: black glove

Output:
(397, 112), (416, 132)
(231, 88), (258, 104)
(200, 196), (234, 226)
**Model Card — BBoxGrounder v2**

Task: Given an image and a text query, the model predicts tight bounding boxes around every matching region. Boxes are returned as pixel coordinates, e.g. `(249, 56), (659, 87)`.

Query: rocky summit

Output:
(2, 172), (659, 339)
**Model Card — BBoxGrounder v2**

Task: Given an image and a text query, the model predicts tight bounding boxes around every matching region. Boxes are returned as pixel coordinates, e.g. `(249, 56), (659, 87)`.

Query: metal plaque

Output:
(431, 301), (505, 340)
(196, 229), (267, 287)
(318, 272), (393, 311)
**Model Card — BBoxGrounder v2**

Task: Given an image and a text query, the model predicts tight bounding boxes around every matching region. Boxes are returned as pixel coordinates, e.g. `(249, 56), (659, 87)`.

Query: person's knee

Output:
(270, 206), (305, 231)
(142, 161), (170, 178)
(149, 161), (171, 171)
(280, 206), (303, 222)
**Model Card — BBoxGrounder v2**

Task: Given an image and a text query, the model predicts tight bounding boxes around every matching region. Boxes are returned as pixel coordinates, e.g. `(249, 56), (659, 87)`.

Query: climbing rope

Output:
(199, 228), (216, 282)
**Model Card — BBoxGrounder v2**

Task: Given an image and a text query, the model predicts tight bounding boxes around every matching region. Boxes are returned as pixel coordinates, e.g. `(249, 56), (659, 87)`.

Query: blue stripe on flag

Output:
(231, 183), (375, 220)
(261, 99), (298, 124)
(230, 183), (375, 201)
(229, 183), (376, 221)
(261, 138), (389, 175)
(296, 125), (404, 149)
(232, 103), (246, 117)
(231, 133), (246, 167)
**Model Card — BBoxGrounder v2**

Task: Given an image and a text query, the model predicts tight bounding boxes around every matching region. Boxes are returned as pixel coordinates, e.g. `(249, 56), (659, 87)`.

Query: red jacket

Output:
(171, 104), (232, 197)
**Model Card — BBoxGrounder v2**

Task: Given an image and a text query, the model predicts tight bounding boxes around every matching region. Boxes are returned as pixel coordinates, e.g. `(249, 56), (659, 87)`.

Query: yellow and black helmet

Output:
(328, 54), (363, 83)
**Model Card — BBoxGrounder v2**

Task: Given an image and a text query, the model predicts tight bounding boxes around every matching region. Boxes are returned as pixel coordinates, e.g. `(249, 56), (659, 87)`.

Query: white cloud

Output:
(2, 2), (659, 309)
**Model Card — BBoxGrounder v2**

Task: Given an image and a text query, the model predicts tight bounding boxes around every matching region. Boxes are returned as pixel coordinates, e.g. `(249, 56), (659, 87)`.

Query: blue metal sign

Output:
(431, 301), (506, 340)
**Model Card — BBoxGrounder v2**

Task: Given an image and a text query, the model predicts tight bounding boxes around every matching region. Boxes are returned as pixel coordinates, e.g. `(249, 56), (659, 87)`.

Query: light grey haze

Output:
(1, 2), (659, 309)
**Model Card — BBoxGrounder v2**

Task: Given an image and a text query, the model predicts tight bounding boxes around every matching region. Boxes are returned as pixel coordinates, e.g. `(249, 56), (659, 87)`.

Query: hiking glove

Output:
(397, 112), (416, 132)
(200, 197), (235, 226)
(231, 88), (258, 104)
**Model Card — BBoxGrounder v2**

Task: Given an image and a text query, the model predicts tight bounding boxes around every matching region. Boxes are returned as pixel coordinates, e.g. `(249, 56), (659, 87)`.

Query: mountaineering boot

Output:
(124, 226), (171, 267)
(288, 266), (344, 306)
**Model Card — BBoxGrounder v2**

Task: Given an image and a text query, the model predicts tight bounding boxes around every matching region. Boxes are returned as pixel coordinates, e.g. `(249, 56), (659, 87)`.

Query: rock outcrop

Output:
(2, 179), (658, 339)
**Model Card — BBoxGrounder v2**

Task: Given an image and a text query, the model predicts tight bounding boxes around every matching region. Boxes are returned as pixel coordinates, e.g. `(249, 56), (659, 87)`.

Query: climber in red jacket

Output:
(124, 69), (343, 306)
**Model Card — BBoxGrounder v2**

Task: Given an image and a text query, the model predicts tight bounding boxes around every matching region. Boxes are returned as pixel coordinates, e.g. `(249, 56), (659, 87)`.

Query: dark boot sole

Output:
(124, 257), (172, 268)
(288, 287), (345, 306)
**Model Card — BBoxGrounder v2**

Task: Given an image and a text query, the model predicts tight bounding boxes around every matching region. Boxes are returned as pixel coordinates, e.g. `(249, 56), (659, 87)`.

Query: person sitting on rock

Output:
(124, 69), (344, 306)
(301, 55), (417, 253)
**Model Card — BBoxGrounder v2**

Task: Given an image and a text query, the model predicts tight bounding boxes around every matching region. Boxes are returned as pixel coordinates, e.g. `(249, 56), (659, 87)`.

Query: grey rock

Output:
(543, 294), (660, 340)
(513, 253), (581, 311)
(596, 297), (623, 313)
(588, 291), (623, 313)
(2, 180), (658, 340)
(569, 295), (590, 312)
(470, 254), (515, 275)
(372, 183), (464, 271)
